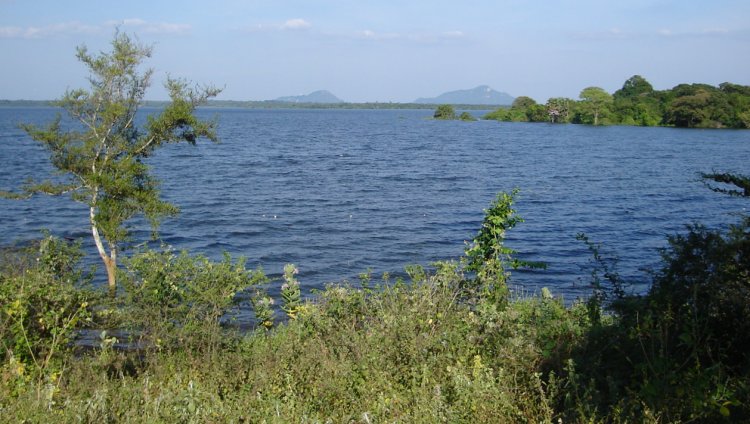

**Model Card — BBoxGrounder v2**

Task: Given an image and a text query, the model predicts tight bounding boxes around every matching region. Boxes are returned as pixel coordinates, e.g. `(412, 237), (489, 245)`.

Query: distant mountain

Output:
(414, 85), (514, 105)
(274, 90), (344, 104)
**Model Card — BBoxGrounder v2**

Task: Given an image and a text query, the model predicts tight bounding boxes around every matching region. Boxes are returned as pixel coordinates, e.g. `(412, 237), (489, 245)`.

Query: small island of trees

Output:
(433, 104), (477, 121)
(483, 75), (750, 129)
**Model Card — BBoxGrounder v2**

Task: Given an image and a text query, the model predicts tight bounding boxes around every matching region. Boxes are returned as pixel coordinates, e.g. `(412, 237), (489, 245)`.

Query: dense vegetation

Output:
(433, 104), (477, 121)
(2, 185), (749, 422)
(484, 75), (750, 128)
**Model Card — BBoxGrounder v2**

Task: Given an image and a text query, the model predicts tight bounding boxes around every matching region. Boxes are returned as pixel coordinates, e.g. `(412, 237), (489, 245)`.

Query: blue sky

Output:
(1, 0), (749, 102)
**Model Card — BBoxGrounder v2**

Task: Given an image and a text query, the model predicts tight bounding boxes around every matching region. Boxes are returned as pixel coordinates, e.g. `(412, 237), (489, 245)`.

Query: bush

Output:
(569, 216), (750, 421)
(0, 235), (92, 398)
(433, 104), (457, 120)
(459, 111), (477, 121)
(120, 247), (267, 353)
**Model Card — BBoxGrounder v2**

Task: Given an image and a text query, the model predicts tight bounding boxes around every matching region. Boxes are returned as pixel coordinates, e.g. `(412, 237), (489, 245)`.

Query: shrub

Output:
(459, 111), (477, 121)
(120, 247), (267, 353)
(433, 104), (457, 120)
(0, 235), (92, 399)
(569, 216), (750, 421)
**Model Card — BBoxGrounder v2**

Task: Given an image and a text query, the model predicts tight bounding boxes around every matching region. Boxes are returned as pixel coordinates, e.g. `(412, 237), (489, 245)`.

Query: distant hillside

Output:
(414, 85), (514, 105)
(275, 90), (344, 104)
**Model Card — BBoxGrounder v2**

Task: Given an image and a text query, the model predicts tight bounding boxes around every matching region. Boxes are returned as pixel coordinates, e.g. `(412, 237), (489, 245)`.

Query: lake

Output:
(1, 107), (748, 305)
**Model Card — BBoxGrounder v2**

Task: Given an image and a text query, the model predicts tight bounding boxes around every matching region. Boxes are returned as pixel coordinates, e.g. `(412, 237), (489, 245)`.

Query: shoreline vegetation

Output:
(5, 75), (750, 129)
(483, 76), (750, 129)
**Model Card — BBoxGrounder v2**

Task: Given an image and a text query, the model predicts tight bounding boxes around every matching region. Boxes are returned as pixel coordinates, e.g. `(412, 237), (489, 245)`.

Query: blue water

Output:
(1, 107), (749, 305)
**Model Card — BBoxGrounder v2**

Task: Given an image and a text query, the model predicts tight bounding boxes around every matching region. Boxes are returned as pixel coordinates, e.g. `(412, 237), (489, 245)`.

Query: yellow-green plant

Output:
(281, 264), (302, 320)
(0, 235), (92, 397)
(122, 248), (266, 352)
(251, 290), (275, 330)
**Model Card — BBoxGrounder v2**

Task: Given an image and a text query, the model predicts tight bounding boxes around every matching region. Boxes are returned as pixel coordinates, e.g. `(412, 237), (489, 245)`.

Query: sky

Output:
(1, 0), (749, 103)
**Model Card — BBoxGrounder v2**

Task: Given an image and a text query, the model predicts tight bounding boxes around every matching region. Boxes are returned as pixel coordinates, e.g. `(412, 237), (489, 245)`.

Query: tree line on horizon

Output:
(484, 75), (750, 129)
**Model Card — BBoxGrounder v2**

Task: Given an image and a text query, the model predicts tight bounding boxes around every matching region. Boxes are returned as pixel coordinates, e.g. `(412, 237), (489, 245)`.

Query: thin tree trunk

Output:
(90, 206), (117, 295)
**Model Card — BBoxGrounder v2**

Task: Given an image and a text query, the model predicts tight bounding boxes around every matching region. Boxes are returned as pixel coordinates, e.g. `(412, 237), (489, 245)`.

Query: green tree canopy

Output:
(459, 111), (477, 121)
(433, 104), (457, 120)
(666, 90), (712, 127)
(578, 86), (613, 125)
(614, 75), (654, 99)
(511, 96), (537, 109)
(3, 33), (221, 292)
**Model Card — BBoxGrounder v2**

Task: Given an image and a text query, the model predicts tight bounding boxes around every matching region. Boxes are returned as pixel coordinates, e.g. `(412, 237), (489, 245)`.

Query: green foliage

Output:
(702, 172), (750, 197)
(650, 219), (750, 371)
(464, 190), (544, 306)
(577, 86), (613, 125)
(614, 75), (654, 99)
(666, 89), (714, 127)
(2, 263), (583, 422)
(484, 96), (570, 122)
(0, 235), (92, 397)
(511, 96), (537, 109)
(575, 233), (627, 324)
(280, 264), (302, 319)
(611, 76), (663, 126)
(568, 215), (750, 421)
(3, 32), (221, 291)
(526, 104), (549, 122)
(464, 191), (520, 304)
(459, 111), (477, 121)
(479, 75), (750, 128)
(251, 289), (275, 330)
(433, 104), (457, 120)
(482, 106), (510, 121)
(121, 248), (267, 351)
(432, 106), (476, 122)
(515, 98), (546, 122)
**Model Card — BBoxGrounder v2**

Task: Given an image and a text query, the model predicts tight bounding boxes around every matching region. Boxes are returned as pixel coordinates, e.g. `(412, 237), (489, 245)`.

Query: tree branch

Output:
(701, 172), (750, 197)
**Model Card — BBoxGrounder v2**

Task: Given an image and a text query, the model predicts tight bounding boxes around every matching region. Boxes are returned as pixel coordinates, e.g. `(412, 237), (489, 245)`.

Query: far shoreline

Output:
(0, 99), (504, 111)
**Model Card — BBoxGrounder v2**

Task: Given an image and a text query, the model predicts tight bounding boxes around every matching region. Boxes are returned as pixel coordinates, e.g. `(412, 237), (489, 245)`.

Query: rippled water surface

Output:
(2, 107), (748, 303)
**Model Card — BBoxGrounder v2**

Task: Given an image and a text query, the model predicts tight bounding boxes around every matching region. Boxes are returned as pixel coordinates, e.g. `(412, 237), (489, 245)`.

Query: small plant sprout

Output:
(251, 290), (275, 330)
(281, 264), (302, 320)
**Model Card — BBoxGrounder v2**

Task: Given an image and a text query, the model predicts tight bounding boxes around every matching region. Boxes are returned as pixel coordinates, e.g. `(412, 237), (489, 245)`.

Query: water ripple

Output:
(1, 108), (749, 304)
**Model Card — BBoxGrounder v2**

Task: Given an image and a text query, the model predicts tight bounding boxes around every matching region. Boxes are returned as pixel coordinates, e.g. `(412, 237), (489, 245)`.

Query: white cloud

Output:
(107, 18), (191, 35)
(0, 21), (99, 39)
(240, 18), (312, 33)
(281, 18), (311, 30)
(657, 28), (672, 37)
(0, 19), (190, 39)
(658, 27), (733, 38)
(357, 29), (464, 43)
(121, 18), (148, 27)
(573, 27), (745, 41)
(442, 30), (465, 38)
(0, 26), (22, 38)
(358, 29), (399, 40)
